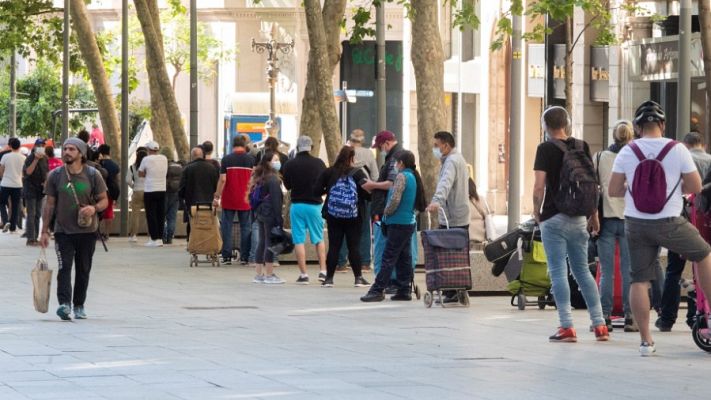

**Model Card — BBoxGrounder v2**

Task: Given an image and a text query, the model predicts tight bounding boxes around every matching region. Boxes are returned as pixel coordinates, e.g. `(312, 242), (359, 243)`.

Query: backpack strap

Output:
(656, 140), (679, 161)
(628, 142), (646, 162)
(551, 139), (570, 153)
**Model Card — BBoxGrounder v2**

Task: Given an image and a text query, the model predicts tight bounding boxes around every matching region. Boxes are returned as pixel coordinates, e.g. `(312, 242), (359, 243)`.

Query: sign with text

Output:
(628, 33), (704, 81)
(590, 46), (609, 102)
(527, 44), (545, 98)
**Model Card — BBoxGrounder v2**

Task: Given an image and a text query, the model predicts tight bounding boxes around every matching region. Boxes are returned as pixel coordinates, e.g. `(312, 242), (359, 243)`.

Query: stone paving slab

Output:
(0, 232), (708, 399)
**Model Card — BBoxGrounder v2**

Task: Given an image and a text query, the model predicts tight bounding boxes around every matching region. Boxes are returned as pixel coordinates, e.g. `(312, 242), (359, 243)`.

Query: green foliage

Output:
(491, 0), (614, 51)
(0, 60), (96, 138)
(128, 99), (151, 140)
(0, 1), (63, 62)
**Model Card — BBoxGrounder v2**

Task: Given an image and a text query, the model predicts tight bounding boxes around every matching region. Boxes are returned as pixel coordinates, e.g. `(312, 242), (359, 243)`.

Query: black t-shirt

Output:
(533, 138), (591, 222)
(314, 167), (371, 218)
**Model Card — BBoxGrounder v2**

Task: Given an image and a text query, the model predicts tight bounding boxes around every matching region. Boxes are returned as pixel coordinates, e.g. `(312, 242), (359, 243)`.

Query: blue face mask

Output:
(272, 161), (281, 171)
(432, 147), (442, 159)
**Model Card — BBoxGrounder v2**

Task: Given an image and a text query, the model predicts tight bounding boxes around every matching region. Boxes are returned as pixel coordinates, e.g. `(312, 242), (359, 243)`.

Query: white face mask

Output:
(271, 161), (281, 171)
(35, 147), (44, 156)
(432, 147), (442, 159)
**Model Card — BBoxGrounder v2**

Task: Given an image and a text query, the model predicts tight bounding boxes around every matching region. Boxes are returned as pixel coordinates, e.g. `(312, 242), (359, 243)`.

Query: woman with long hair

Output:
(361, 150), (425, 301)
(314, 146), (371, 287)
(467, 177), (491, 245)
(249, 150), (285, 284)
(127, 147), (148, 242)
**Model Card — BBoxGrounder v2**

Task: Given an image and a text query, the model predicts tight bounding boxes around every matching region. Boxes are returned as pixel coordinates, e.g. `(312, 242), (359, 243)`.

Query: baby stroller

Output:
(487, 220), (554, 310)
(688, 195), (711, 353)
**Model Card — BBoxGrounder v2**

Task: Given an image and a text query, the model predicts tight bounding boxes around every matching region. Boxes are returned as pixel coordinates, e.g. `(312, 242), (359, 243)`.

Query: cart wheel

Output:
(414, 285), (421, 300)
(692, 321), (711, 353)
(190, 255), (197, 268)
(423, 292), (433, 308)
(458, 290), (470, 306)
(538, 296), (547, 310)
(517, 293), (526, 310)
(215, 256), (221, 267)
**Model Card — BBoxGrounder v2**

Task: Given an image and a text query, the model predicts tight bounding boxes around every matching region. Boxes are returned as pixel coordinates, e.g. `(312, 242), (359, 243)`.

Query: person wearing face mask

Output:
(248, 150), (286, 284)
(361, 150), (426, 302)
(314, 146), (372, 288)
(22, 139), (49, 245)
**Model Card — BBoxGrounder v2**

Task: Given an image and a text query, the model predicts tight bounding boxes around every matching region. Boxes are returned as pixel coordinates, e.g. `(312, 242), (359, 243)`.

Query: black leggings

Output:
(143, 191), (166, 241)
(326, 216), (362, 279)
(256, 218), (276, 264)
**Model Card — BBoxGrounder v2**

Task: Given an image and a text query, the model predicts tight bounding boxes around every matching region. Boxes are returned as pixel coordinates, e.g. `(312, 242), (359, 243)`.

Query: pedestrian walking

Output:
(533, 106), (607, 343)
(127, 147), (147, 242)
(214, 135), (255, 265)
(593, 120), (638, 332)
(425, 131), (471, 303)
(162, 148), (183, 245)
(138, 141), (168, 247)
(361, 150), (426, 302)
(282, 136), (328, 284)
(0, 137), (26, 233)
(97, 144), (120, 240)
(314, 146), (371, 288)
(40, 137), (108, 321)
(180, 147), (219, 239)
(23, 139), (49, 246)
(248, 150), (286, 284)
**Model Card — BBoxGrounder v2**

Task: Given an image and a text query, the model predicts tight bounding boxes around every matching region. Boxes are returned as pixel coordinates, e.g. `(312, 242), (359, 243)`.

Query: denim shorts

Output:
(289, 202), (324, 245)
(625, 216), (711, 283)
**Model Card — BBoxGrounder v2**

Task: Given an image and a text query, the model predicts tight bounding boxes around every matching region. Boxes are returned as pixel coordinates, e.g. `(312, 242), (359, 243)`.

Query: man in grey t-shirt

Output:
(41, 137), (108, 321)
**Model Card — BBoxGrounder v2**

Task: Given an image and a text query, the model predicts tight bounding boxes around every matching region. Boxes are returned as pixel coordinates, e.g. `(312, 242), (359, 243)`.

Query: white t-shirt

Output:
(0, 151), (26, 188)
(612, 138), (697, 219)
(138, 154), (168, 192)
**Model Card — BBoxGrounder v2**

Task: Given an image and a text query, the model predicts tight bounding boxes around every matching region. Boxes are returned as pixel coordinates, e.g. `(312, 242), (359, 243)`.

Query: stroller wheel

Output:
(423, 292), (433, 308)
(414, 285), (421, 300)
(537, 296), (547, 310)
(517, 293), (526, 310)
(458, 290), (470, 306)
(692, 320), (711, 353)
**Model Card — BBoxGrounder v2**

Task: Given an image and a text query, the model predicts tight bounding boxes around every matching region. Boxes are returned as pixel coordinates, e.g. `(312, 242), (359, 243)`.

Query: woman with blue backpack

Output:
(314, 146), (371, 288)
(248, 150), (285, 284)
(361, 150), (426, 302)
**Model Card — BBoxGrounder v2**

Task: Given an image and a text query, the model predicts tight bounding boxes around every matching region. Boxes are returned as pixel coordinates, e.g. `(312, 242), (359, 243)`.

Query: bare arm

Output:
(214, 174), (227, 199)
(25, 156), (40, 176)
(608, 172), (627, 197)
(362, 180), (392, 192)
(39, 195), (56, 248)
(682, 171), (702, 194)
(532, 170), (546, 222)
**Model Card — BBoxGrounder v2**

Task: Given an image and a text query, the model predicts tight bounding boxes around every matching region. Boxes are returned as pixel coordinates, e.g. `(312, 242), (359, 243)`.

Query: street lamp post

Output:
(251, 25), (294, 138)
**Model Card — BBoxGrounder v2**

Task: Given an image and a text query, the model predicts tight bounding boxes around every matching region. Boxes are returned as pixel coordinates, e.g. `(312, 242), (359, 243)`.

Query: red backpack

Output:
(628, 140), (681, 214)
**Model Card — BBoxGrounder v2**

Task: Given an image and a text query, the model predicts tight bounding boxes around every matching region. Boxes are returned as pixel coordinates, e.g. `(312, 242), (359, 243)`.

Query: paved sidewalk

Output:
(0, 233), (708, 400)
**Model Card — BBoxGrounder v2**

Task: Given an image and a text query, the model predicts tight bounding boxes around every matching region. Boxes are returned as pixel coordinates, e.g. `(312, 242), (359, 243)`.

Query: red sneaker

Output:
(594, 324), (609, 341)
(549, 327), (577, 342)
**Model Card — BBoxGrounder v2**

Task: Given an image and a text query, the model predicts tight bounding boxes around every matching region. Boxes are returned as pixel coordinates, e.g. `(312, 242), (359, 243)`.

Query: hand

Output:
(35, 152), (45, 159)
(40, 232), (50, 248)
(588, 215), (600, 236)
(533, 212), (541, 224)
(361, 179), (376, 191)
(212, 197), (220, 208)
(425, 202), (440, 213)
(79, 205), (96, 218)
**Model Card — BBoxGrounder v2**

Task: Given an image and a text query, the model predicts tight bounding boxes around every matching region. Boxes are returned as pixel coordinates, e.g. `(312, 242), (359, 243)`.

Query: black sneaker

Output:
(318, 272), (327, 282)
(605, 316), (613, 332)
(354, 276), (371, 287)
(321, 278), (334, 287)
(221, 258), (232, 265)
(384, 285), (398, 295)
(296, 275), (310, 285)
(655, 318), (672, 332)
(390, 293), (412, 301)
(360, 292), (385, 302)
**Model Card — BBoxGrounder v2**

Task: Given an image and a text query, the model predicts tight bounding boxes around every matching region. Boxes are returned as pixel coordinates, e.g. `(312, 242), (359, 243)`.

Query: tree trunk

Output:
(700, 0), (711, 145)
(69, 0), (121, 161)
(134, 0), (189, 161)
(300, 0), (347, 161)
(410, 0), (446, 201)
(565, 16), (574, 116)
(303, 0), (341, 163)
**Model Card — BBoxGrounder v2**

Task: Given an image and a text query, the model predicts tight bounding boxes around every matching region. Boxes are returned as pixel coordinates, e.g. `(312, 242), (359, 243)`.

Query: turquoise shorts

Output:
(290, 203), (324, 245)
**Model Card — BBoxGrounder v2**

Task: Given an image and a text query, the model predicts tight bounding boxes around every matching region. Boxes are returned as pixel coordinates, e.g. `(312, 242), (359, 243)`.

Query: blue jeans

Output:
(596, 218), (632, 316)
(373, 221), (418, 280)
(540, 213), (604, 328)
(338, 203), (372, 265)
(163, 192), (179, 242)
(220, 209), (252, 261)
(371, 224), (416, 294)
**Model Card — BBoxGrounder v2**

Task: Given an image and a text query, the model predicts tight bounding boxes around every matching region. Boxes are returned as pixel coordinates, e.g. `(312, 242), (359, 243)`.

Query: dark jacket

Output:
(252, 174), (284, 226)
(314, 166), (370, 219)
(166, 161), (183, 194)
(23, 152), (49, 196)
(282, 152), (327, 204)
(371, 143), (403, 218)
(179, 159), (219, 220)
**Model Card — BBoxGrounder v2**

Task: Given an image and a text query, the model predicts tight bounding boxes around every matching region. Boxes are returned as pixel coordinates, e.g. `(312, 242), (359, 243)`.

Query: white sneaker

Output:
(263, 274), (285, 284)
(639, 341), (656, 357)
(129, 235), (137, 242)
(252, 275), (265, 284)
(145, 240), (162, 248)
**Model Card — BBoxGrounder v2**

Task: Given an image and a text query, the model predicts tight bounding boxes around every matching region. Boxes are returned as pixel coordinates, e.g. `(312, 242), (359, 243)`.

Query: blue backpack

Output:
(327, 171), (359, 219)
(249, 184), (264, 210)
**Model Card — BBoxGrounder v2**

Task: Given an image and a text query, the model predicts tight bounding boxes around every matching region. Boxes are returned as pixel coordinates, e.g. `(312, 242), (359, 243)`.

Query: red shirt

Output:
(220, 148), (256, 211)
(48, 157), (63, 171)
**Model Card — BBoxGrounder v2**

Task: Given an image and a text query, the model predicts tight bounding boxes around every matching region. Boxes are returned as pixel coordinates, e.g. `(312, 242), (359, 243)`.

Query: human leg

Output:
(155, 192), (166, 240)
(325, 217), (346, 281)
(393, 225), (416, 294)
(345, 217), (363, 278)
(220, 209), (236, 260)
(25, 193), (43, 242)
(129, 191), (144, 237)
(360, 202), (372, 266)
(8, 187), (21, 231)
(540, 214), (575, 329)
(143, 192), (158, 240)
(290, 204), (308, 274)
(72, 233), (97, 307)
(163, 192), (179, 243)
(596, 219), (617, 317)
(658, 250), (686, 327)
(370, 224), (413, 293)
(565, 217), (604, 328)
(0, 187), (9, 226)
(238, 210), (252, 263)
(54, 233), (76, 306)
(373, 221), (385, 275)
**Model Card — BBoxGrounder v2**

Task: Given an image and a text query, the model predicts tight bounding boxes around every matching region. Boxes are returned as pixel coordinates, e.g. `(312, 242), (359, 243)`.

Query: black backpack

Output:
(551, 139), (599, 217)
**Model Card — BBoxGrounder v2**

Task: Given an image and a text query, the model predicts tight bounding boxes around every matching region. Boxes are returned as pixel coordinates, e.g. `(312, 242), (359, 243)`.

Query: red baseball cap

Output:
(371, 130), (396, 149)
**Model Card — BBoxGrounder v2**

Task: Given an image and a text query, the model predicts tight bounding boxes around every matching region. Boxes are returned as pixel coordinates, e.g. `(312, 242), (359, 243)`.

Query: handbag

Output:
(65, 167), (96, 228)
(31, 249), (53, 313)
(483, 200), (497, 242)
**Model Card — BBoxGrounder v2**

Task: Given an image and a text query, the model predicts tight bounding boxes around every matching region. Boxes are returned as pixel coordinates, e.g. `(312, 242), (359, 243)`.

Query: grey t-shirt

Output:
(45, 165), (107, 234)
